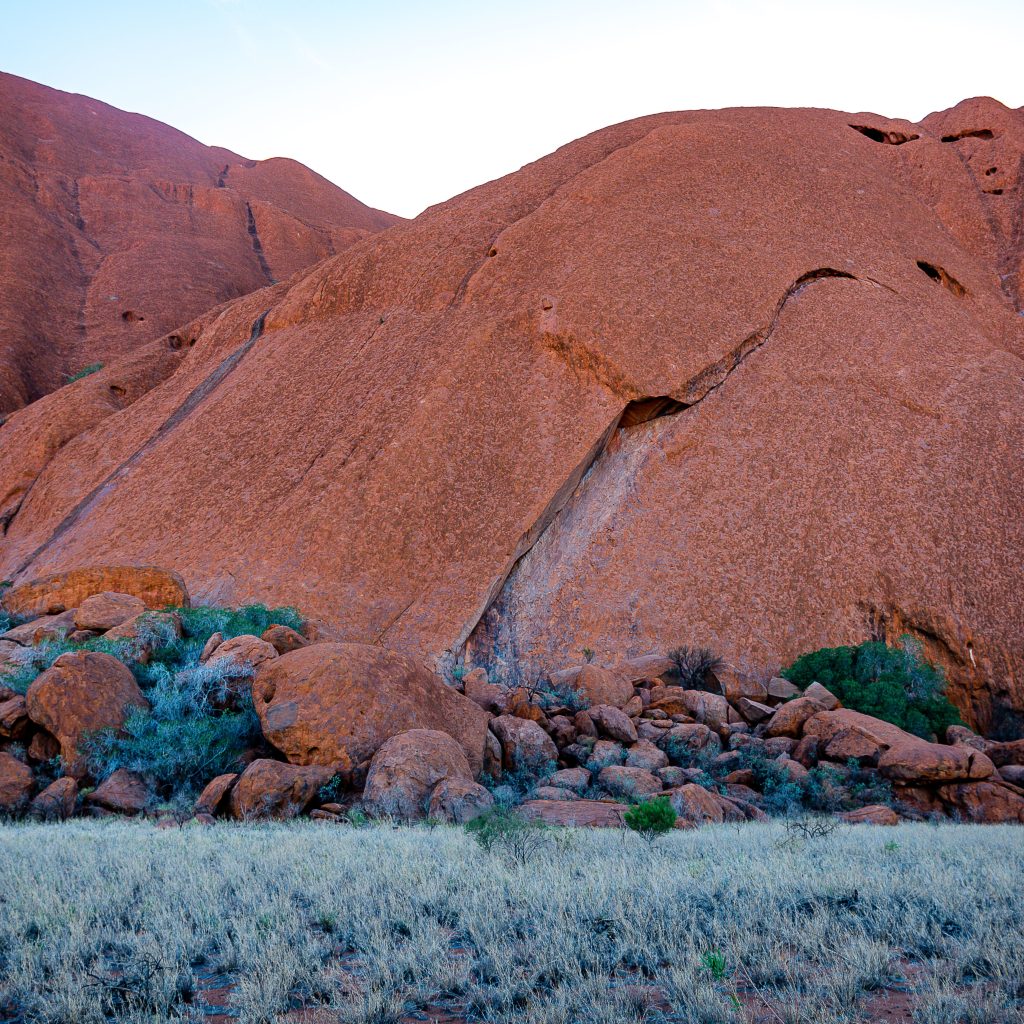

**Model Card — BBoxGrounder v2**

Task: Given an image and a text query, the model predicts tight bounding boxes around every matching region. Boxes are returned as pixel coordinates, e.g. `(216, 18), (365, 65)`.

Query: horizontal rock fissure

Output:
(457, 267), (860, 671)
(849, 124), (919, 146)
(9, 310), (272, 570)
(941, 128), (995, 143)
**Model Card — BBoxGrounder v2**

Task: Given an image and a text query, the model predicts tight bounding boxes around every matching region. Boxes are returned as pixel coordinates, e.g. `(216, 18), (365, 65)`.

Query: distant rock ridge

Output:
(1, 94), (1022, 733)
(0, 71), (401, 413)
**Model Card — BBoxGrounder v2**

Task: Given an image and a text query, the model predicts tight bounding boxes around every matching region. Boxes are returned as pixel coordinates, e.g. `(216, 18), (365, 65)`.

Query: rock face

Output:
(252, 643), (489, 774)
(24, 651), (148, 777)
(0, 72), (400, 414)
(2, 98), (1023, 734)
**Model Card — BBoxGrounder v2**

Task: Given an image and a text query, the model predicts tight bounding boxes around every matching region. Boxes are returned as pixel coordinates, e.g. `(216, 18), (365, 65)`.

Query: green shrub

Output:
(624, 795), (678, 838)
(172, 604), (303, 658)
(464, 808), (549, 861)
(65, 362), (103, 383)
(782, 636), (961, 739)
(667, 646), (722, 689)
(83, 660), (260, 800)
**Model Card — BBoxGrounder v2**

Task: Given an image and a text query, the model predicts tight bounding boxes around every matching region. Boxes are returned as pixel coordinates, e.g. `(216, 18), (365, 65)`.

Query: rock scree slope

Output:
(0, 71), (400, 414)
(2, 98), (1023, 734)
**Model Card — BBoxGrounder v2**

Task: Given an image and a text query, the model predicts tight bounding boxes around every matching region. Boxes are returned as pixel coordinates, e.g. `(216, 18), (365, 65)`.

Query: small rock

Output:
(549, 766), (591, 793)
(199, 631), (224, 663)
(841, 804), (900, 825)
(764, 696), (827, 738)
(767, 676), (800, 700)
(804, 682), (840, 710)
(261, 624), (308, 655)
(586, 739), (626, 772)
(428, 777), (494, 823)
(625, 739), (669, 771)
(0, 751), (33, 813)
(195, 773), (238, 816)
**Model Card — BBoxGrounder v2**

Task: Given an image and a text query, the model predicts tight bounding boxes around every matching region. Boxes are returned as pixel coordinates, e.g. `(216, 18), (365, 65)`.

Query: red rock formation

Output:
(2, 99), (1023, 734)
(0, 72), (400, 413)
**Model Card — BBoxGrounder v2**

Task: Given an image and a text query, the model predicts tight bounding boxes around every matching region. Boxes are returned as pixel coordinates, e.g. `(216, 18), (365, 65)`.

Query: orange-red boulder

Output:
(363, 729), (476, 820)
(206, 634), (279, 673)
(30, 776), (78, 820)
(551, 665), (634, 709)
(87, 769), (150, 814)
(73, 591), (145, 631)
(427, 777), (495, 823)
(937, 781), (1024, 824)
(765, 696), (828, 738)
(490, 715), (559, 772)
(877, 741), (995, 783)
(228, 759), (335, 820)
(0, 751), (33, 812)
(25, 651), (149, 777)
(802, 709), (913, 761)
(261, 625), (308, 655)
(1, 566), (189, 619)
(519, 798), (628, 828)
(840, 804), (900, 826)
(1, 98), (1023, 736)
(252, 643), (489, 774)
(665, 783), (745, 824)
(194, 773), (239, 816)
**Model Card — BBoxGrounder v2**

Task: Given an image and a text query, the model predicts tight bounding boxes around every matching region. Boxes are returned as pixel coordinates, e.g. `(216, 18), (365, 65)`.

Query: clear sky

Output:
(3, 0), (1021, 218)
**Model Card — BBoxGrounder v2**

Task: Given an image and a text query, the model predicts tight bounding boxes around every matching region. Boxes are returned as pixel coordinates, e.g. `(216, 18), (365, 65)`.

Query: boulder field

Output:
(1, 582), (1023, 826)
(1, 96), (1023, 735)
(0, 71), (400, 414)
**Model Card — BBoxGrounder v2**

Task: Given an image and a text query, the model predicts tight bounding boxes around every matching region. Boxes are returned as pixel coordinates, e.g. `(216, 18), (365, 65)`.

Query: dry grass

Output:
(0, 819), (1021, 1023)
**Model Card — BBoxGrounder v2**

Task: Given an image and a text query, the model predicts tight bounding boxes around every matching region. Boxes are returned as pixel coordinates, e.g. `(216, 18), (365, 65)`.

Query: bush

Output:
(464, 808), (549, 861)
(624, 795), (678, 839)
(782, 636), (961, 739)
(65, 362), (103, 383)
(667, 646), (722, 689)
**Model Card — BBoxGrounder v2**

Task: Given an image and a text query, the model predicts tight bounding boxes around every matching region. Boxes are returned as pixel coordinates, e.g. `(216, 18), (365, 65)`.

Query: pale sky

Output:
(3, 0), (1021, 218)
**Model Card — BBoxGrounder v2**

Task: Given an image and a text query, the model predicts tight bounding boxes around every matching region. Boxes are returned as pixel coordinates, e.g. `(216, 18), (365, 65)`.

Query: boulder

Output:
(363, 729), (474, 819)
(792, 735), (820, 768)
(103, 610), (182, 662)
(533, 785), (576, 801)
(1000, 765), (1024, 786)
(937, 782), (1024, 824)
(585, 739), (626, 772)
(776, 756), (809, 783)
(0, 751), (33, 812)
(207, 635), (279, 677)
(735, 698), (774, 725)
(261, 624), (308, 655)
(545, 714), (577, 748)
(549, 766), (591, 793)
(710, 666), (767, 703)
(987, 739), (1024, 768)
(841, 804), (900, 826)
(551, 665), (633, 709)
(656, 766), (689, 787)
(680, 691), (731, 732)
(30, 776), (78, 820)
(199, 632), (224, 664)
(616, 655), (676, 685)
(194, 773), (239, 816)
(665, 784), (744, 824)
(87, 769), (151, 814)
(945, 725), (990, 752)
(519, 799), (627, 828)
(662, 722), (721, 758)
(1, 567), (189, 619)
(762, 736), (797, 757)
(253, 643), (489, 774)
(598, 765), (662, 800)
(229, 759), (335, 820)
(803, 682), (840, 710)
(802, 709), (912, 751)
(25, 651), (149, 778)
(427, 777), (495, 823)
(589, 704), (638, 744)
(1, 609), (77, 646)
(767, 676), (800, 701)
(0, 694), (29, 739)
(625, 739), (669, 771)
(573, 709), (598, 738)
(878, 741), (995, 783)
(73, 592), (146, 632)
(764, 696), (827, 737)
(490, 715), (558, 772)
(463, 672), (505, 714)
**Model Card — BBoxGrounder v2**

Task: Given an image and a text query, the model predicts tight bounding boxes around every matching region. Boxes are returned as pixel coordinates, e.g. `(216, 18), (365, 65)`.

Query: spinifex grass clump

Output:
(783, 635), (961, 739)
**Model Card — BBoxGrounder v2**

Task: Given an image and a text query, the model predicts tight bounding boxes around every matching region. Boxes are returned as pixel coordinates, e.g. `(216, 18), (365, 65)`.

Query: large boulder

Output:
(878, 741), (995, 783)
(802, 708), (912, 755)
(30, 776), (77, 820)
(362, 729), (475, 820)
(25, 651), (149, 778)
(490, 715), (558, 772)
(427, 777), (495, 824)
(597, 765), (662, 800)
(2, 567), (189, 619)
(0, 751), (33, 813)
(73, 592), (146, 632)
(764, 696), (828, 738)
(228, 759), (335, 820)
(252, 643), (489, 774)
(937, 782), (1024, 824)
(588, 704), (638, 744)
(87, 769), (151, 814)
(550, 665), (633, 709)
(519, 798), (628, 828)
(207, 635), (279, 674)
(665, 783), (745, 824)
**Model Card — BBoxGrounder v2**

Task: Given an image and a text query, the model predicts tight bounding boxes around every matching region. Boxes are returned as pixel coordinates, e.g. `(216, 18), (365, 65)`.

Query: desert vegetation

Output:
(1, 819), (1022, 1023)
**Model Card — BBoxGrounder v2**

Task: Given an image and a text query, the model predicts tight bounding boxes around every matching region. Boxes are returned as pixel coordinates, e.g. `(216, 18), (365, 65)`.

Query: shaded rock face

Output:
(2, 98), (1023, 733)
(0, 72), (400, 414)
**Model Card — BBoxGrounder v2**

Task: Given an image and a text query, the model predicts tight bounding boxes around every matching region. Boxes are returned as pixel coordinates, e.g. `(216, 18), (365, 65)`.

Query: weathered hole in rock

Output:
(109, 384), (126, 398)
(941, 128), (995, 143)
(120, 310), (144, 323)
(849, 124), (918, 145)
(985, 167), (998, 176)
(984, 188), (1004, 195)
(168, 334), (185, 351)
(487, 246), (498, 258)
(916, 260), (966, 297)
(619, 396), (687, 428)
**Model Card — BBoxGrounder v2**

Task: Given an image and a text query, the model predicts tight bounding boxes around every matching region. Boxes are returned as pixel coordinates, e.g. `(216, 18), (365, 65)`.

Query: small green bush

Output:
(65, 362), (103, 383)
(624, 795), (678, 838)
(782, 636), (962, 739)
